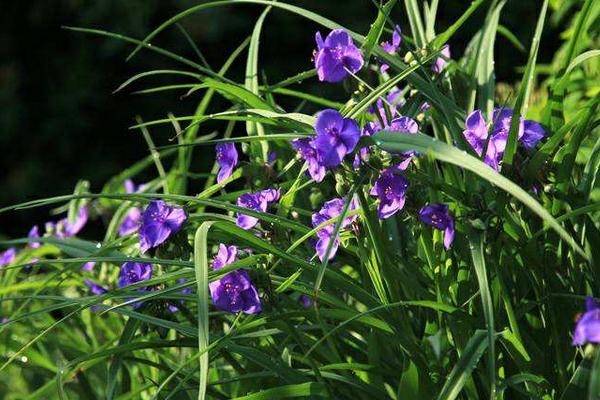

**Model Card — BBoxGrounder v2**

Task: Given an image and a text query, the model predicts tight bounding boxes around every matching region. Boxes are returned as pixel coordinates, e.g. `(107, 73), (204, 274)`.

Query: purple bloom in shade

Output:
(236, 189), (280, 230)
(370, 168), (409, 219)
(432, 45), (451, 74)
(28, 225), (40, 249)
(380, 25), (401, 73)
(209, 244), (261, 314)
(313, 109), (360, 168)
(300, 294), (312, 308)
(573, 297), (600, 346)
(312, 197), (359, 261)
(419, 203), (455, 250)
(292, 138), (326, 182)
(419, 102), (431, 112)
(314, 29), (364, 83)
(139, 200), (187, 253)
(119, 207), (142, 236)
(84, 279), (108, 296)
(168, 278), (193, 313)
(82, 262), (96, 272)
(521, 120), (546, 149)
(0, 248), (17, 268)
(215, 143), (238, 183)
(463, 110), (505, 170)
(118, 261), (153, 289)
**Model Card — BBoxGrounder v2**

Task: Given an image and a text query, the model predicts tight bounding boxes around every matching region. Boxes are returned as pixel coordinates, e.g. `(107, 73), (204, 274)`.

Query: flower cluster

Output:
(236, 189), (281, 230)
(209, 244), (261, 314)
(312, 197), (359, 261)
(463, 108), (546, 170)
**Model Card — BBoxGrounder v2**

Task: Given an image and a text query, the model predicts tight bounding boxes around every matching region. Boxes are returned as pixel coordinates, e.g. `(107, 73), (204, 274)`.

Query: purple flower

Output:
(380, 25), (401, 73)
(216, 143), (238, 183)
(139, 200), (187, 253)
(119, 207), (142, 236)
(124, 179), (145, 193)
(53, 207), (89, 238)
(209, 244), (261, 314)
(315, 29), (364, 83)
(370, 167), (409, 219)
(419, 203), (455, 250)
(573, 297), (600, 346)
(168, 278), (193, 313)
(300, 294), (312, 308)
(432, 45), (451, 74)
(28, 226), (40, 249)
(463, 108), (544, 170)
(236, 189), (280, 230)
(118, 261), (153, 289)
(84, 279), (108, 296)
(0, 248), (17, 268)
(82, 262), (96, 272)
(292, 139), (326, 182)
(522, 120), (546, 149)
(312, 197), (358, 261)
(313, 109), (360, 168)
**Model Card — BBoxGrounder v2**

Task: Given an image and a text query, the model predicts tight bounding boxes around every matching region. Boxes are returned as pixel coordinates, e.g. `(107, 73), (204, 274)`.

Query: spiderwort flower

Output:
(215, 143), (238, 183)
(118, 261), (153, 290)
(28, 225), (40, 249)
(82, 262), (96, 272)
(139, 200), (187, 253)
(313, 109), (360, 168)
(419, 203), (455, 250)
(573, 297), (600, 346)
(209, 244), (262, 314)
(312, 197), (358, 261)
(292, 139), (326, 182)
(119, 207), (142, 237)
(0, 248), (17, 268)
(236, 189), (281, 230)
(380, 25), (401, 73)
(300, 294), (312, 308)
(124, 179), (145, 194)
(314, 29), (364, 83)
(432, 45), (451, 74)
(463, 108), (546, 170)
(370, 167), (409, 219)
(53, 207), (89, 238)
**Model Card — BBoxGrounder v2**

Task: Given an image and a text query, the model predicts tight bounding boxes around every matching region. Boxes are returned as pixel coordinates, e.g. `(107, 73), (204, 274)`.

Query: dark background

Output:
(0, 0), (565, 238)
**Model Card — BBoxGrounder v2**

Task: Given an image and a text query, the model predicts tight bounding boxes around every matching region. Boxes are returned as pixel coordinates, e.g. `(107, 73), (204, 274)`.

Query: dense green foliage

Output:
(1, 0), (599, 399)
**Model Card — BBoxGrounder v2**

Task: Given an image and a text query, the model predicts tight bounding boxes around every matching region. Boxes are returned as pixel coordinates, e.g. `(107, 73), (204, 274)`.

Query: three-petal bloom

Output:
(293, 109), (360, 182)
(573, 297), (600, 346)
(419, 203), (455, 250)
(463, 108), (546, 170)
(370, 166), (410, 219)
(312, 197), (358, 261)
(118, 261), (153, 289)
(139, 200), (187, 253)
(236, 189), (281, 230)
(315, 29), (364, 83)
(209, 244), (261, 314)
(49, 207), (89, 239)
(215, 143), (238, 183)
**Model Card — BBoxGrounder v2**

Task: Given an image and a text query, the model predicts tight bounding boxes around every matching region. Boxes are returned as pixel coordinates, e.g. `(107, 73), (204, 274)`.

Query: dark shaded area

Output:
(0, 0), (562, 237)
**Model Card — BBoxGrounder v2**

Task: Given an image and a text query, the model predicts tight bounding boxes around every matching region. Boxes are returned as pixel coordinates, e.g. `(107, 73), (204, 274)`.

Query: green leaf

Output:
(436, 330), (489, 400)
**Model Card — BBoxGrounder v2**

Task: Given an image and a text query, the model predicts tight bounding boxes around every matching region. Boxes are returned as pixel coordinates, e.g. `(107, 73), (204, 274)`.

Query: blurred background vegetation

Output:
(0, 0), (586, 238)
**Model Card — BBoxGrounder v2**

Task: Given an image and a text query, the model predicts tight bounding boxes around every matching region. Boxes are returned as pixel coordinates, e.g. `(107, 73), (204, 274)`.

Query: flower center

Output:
(224, 282), (241, 303)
